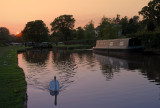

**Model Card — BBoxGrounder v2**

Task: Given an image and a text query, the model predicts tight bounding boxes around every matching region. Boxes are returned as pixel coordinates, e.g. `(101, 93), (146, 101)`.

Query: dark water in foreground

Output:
(18, 49), (160, 108)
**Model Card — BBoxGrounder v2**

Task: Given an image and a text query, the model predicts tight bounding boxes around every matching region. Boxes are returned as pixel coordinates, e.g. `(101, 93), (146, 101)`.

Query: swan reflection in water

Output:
(49, 76), (60, 106)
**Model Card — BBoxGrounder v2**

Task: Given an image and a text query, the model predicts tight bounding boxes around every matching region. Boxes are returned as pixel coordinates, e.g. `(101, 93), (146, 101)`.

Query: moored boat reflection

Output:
(94, 53), (160, 85)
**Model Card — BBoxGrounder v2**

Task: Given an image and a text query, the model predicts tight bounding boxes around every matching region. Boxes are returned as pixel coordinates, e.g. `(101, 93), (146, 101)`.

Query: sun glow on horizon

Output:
(16, 31), (20, 34)
(16, 31), (22, 37)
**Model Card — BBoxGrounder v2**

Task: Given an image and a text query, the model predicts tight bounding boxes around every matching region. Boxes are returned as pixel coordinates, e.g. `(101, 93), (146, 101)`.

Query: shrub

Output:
(126, 31), (160, 49)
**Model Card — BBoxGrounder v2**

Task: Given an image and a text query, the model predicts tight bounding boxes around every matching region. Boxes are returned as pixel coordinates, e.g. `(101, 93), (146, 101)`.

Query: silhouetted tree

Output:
(139, 0), (160, 31)
(127, 16), (140, 34)
(147, 21), (155, 31)
(50, 15), (75, 41)
(0, 27), (10, 41)
(22, 20), (49, 42)
(99, 17), (111, 38)
(70, 29), (76, 40)
(99, 17), (120, 39)
(113, 14), (121, 24)
(76, 27), (85, 40)
(51, 31), (65, 42)
(84, 20), (95, 39)
(119, 16), (129, 35)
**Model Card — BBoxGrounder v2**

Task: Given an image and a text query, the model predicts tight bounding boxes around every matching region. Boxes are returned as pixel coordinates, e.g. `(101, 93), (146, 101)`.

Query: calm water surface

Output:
(18, 49), (160, 108)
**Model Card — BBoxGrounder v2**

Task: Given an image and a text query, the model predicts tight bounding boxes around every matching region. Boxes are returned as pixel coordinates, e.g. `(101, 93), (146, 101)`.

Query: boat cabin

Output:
(93, 38), (142, 49)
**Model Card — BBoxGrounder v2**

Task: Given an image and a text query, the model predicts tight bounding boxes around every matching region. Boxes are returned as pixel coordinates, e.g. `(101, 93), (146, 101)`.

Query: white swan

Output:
(49, 76), (60, 92)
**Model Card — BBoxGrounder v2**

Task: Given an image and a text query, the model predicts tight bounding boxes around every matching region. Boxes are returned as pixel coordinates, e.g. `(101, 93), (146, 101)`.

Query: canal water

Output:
(18, 49), (160, 108)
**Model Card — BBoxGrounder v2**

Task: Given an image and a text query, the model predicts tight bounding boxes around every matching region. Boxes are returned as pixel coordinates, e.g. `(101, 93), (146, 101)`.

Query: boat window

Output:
(129, 38), (142, 46)
(109, 42), (113, 46)
(120, 41), (124, 46)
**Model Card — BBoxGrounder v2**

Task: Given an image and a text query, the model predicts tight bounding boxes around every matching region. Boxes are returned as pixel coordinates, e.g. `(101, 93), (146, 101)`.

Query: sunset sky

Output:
(0, 0), (150, 34)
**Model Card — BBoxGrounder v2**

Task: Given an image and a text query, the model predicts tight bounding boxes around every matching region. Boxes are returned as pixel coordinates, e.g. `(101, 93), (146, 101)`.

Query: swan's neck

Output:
(54, 79), (57, 91)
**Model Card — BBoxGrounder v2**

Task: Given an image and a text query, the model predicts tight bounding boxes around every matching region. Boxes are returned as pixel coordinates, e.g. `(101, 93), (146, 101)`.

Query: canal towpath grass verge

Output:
(0, 46), (27, 108)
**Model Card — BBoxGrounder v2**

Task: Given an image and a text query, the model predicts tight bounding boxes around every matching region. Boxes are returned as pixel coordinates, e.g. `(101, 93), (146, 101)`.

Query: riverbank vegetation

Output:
(127, 31), (160, 49)
(0, 46), (26, 108)
(53, 44), (92, 50)
(0, 0), (160, 50)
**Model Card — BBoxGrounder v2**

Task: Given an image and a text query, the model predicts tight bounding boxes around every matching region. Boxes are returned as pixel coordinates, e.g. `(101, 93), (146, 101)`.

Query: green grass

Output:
(0, 46), (26, 108)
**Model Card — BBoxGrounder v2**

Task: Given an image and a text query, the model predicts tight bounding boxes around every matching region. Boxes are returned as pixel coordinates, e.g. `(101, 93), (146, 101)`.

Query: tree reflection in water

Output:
(52, 50), (77, 90)
(23, 49), (50, 65)
(76, 51), (96, 69)
(101, 65), (113, 80)
(95, 53), (160, 85)
(23, 49), (160, 86)
(85, 51), (96, 68)
(140, 56), (160, 85)
(22, 49), (50, 91)
(95, 54), (124, 80)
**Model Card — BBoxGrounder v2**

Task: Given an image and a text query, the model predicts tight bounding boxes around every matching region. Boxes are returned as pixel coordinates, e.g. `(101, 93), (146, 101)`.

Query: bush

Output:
(63, 39), (96, 46)
(126, 31), (160, 49)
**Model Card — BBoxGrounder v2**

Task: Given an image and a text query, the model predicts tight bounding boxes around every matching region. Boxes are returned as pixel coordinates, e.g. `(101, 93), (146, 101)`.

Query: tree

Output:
(84, 20), (95, 39)
(113, 14), (121, 24)
(76, 27), (85, 40)
(99, 17), (111, 38)
(139, 0), (160, 31)
(99, 17), (120, 39)
(50, 15), (75, 41)
(127, 16), (140, 34)
(119, 16), (129, 35)
(119, 16), (140, 35)
(0, 27), (10, 41)
(22, 20), (49, 42)
(70, 29), (76, 40)
(51, 31), (65, 42)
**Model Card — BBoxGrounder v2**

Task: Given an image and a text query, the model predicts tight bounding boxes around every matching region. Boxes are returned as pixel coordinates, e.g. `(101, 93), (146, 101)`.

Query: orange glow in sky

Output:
(15, 32), (22, 37)
(0, 0), (150, 34)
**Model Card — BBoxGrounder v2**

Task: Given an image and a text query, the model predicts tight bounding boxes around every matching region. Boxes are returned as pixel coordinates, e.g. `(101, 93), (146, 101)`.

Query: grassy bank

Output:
(0, 46), (26, 108)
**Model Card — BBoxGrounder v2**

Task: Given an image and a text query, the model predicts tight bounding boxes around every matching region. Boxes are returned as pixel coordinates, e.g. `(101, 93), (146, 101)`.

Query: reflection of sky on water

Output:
(18, 50), (160, 108)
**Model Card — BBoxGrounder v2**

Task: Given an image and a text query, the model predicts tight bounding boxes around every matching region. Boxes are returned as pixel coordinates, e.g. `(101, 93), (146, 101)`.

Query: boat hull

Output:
(93, 47), (144, 58)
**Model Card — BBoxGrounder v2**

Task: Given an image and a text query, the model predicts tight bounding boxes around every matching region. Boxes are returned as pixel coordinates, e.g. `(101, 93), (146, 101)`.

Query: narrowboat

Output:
(93, 38), (144, 56)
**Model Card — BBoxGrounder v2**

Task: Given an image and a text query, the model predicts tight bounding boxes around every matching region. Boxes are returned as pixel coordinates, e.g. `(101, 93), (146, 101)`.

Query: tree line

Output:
(0, 0), (160, 48)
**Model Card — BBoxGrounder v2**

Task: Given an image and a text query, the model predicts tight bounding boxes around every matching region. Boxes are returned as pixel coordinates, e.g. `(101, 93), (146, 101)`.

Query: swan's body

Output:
(49, 77), (60, 92)
(49, 77), (60, 106)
